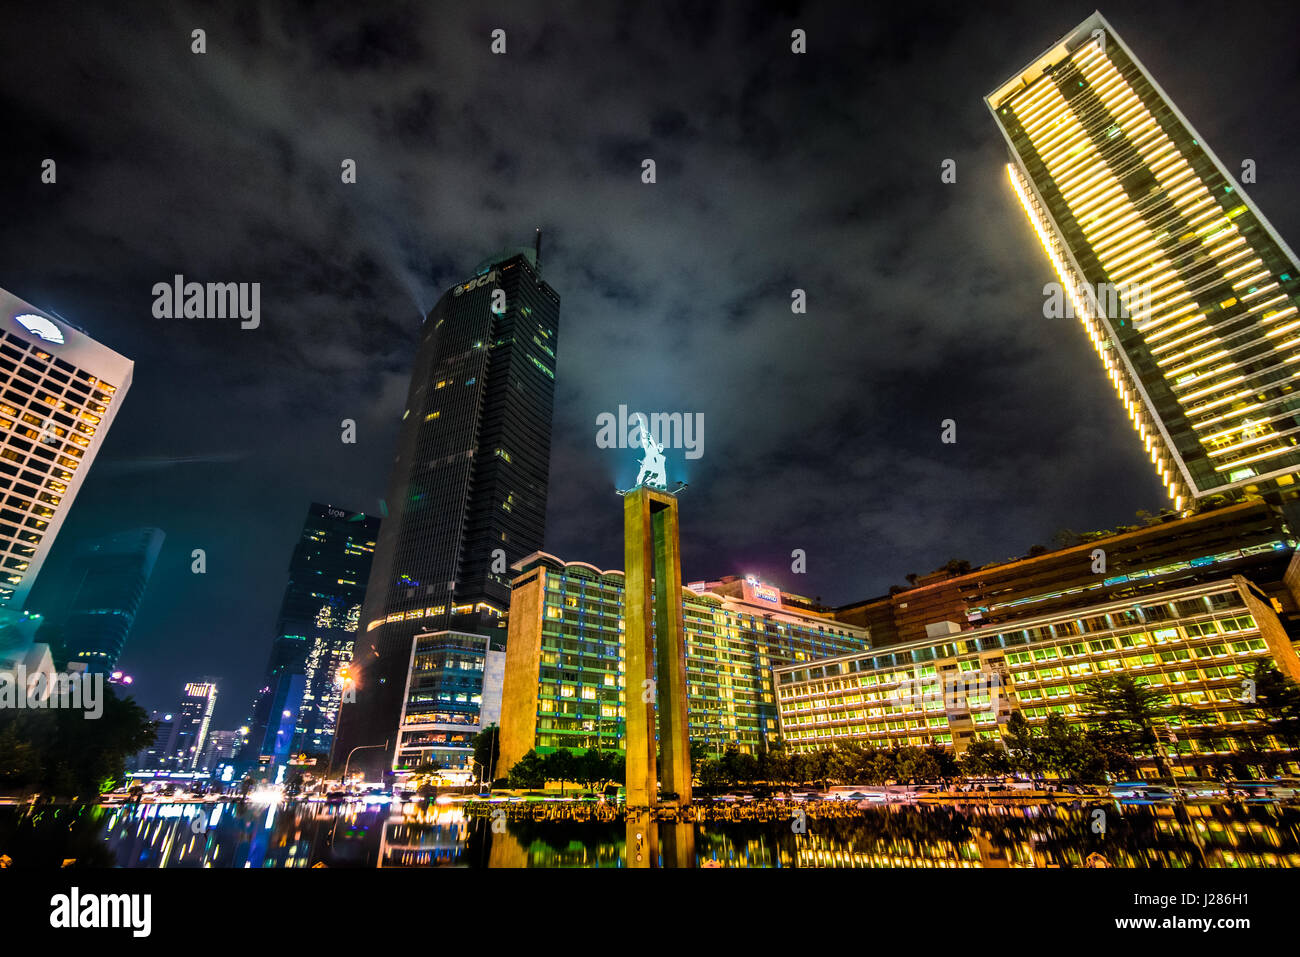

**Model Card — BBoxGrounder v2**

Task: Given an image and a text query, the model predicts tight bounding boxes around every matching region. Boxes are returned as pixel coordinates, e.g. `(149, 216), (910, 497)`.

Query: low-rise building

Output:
(777, 576), (1300, 773)
(392, 630), (505, 780)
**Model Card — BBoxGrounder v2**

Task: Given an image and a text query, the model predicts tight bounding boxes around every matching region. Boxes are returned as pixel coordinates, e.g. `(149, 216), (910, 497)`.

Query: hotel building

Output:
(834, 500), (1299, 648)
(0, 287), (133, 610)
(777, 576), (1300, 771)
(496, 552), (870, 777)
(988, 13), (1300, 511)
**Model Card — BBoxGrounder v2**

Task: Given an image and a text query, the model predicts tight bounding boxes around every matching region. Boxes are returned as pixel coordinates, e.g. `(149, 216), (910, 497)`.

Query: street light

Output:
(341, 740), (389, 792)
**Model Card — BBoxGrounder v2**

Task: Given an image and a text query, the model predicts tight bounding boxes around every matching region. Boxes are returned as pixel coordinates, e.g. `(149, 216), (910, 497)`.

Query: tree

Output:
(1039, 714), (1108, 782)
(543, 748), (578, 796)
(1249, 661), (1300, 753)
(1002, 712), (1040, 777)
(960, 740), (1009, 777)
(798, 749), (831, 788)
(0, 683), (155, 798)
(826, 745), (863, 784)
(895, 746), (941, 783)
(1080, 675), (1171, 776)
(1051, 529), (1080, 549)
(863, 750), (896, 784)
(698, 759), (728, 791)
(759, 745), (792, 785)
(472, 724), (501, 785)
(721, 744), (758, 786)
(609, 752), (625, 786)
(688, 740), (710, 776)
(927, 746), (960, 780)
(576, 749), (618, 792)
(507, 749), (547, 788)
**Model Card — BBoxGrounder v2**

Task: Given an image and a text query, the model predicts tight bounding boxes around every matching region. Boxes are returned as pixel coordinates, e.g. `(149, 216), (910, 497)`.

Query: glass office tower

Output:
(334, 240), (560, 777)
(50, 527), (164, 673)
(242, 503), (379, 774)
(988, 13), (1300, 511)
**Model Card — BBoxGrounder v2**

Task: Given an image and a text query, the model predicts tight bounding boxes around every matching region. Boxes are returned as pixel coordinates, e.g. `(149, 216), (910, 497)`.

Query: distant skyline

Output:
(4, 0), (1299, 727)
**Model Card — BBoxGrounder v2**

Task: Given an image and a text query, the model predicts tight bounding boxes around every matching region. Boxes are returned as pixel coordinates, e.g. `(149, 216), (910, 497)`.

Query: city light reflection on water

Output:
(1, 801), (1299, 868)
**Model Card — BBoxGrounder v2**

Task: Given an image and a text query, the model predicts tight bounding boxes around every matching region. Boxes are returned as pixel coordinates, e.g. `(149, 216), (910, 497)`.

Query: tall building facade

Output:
(335, 242), (560, 776)
(495, 553), (870, 778)
(243, 503), (379, 772)
(165, 681), (218, 771)
(133, 708), (174, 771)
(988, 13), (1300, 512)
(0, 287), (133, 610)
(45, 527), (164, 673)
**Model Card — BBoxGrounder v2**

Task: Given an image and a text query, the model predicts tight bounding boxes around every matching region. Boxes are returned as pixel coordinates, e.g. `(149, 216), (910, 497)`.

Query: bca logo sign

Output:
(453, 270), (499, 297)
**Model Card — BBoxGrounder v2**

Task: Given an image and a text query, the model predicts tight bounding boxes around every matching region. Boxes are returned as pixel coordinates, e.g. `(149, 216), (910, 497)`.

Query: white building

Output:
(0, 287), (133, 609)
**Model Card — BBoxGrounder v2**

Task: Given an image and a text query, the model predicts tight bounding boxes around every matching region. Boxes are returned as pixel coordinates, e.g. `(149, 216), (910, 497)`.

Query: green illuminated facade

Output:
(496, 552), (870, 774)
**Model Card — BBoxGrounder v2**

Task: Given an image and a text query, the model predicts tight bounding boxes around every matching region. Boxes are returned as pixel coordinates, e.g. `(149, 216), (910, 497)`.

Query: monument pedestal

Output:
(622, 484), (692, 810)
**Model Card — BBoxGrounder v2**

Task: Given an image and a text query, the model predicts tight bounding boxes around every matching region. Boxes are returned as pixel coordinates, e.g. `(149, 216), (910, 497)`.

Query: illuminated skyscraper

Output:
(242, 503), (378, 773)
(166, 681), (218, 771)
(0, 287), (133, 609)
(988, 13), (1300, 511)
(334, 238), (560, 777)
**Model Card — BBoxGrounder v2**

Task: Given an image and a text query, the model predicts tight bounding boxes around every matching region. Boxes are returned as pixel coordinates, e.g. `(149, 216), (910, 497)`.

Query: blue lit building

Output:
(242, 503), (379, 775)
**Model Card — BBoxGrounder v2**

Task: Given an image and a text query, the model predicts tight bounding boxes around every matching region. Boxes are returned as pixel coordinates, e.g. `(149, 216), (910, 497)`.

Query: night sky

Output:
(1, 1), (1297, 727)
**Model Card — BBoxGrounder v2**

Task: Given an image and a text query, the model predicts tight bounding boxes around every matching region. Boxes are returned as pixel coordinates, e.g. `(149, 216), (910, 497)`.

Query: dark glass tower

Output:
(242, 503), (379, 775)
(48, 527), (164, 673)
(334, 242), (559, 776)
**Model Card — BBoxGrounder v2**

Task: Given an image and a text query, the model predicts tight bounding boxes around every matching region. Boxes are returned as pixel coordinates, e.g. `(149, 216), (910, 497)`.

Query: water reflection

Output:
(0, 800), (1298, 868)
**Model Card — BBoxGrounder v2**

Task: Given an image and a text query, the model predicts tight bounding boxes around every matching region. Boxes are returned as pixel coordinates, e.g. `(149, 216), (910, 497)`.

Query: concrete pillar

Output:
(624, 489), (658, 809)
(623, 485), (692, 808)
